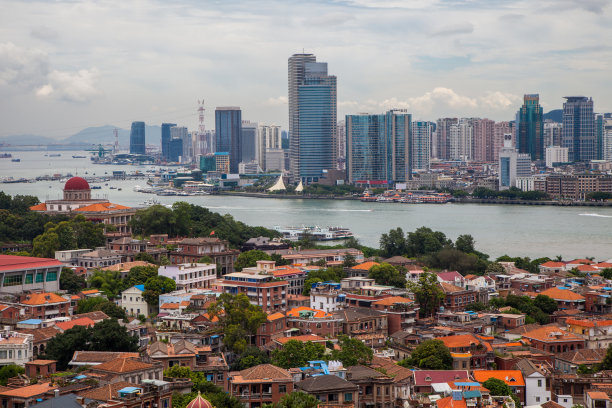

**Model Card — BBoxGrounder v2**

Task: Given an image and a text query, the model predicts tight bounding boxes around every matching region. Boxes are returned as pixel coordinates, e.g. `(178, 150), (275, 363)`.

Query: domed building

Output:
(186, 392), (214, 408)
(30, 177), (135, 236)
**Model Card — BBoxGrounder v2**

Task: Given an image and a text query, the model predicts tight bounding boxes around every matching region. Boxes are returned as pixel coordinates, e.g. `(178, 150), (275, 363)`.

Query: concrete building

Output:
(473, 118), (496, 162)
(129, 121), (145, 155)
(546, 146), (569, 168)
(241, 120), (260, 165)
(436, 118), (458, 160)
(562, 96), (595, 162)
(310, 282), (345, 313)
(158, 263), (216, 290)
(517, 94), (545, 161)
(121, 285), (153, 317)
(493, 121), (515, 161)
(449, 118), (473, 161)
(0, 330), (33, 366)
(215, 107), (242, 173)
(0, 255), (63, 294)
(499, 134), (532, 190)
(170, 126), (191, 163)
(412, 121), (432, 171)
(218, 273), (288, 313)
(544, 120), (562, 147)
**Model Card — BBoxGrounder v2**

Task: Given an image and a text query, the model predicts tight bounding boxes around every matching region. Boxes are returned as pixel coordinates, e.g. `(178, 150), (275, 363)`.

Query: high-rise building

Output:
(411, 121), (432, 171)
(215, 107), (242, 173)
(473, 118), (496, 162)
(161, 123), (176, 161)
(604, 117), (612, 161)
(170, 126), (191, 163)
(449, 119), (473, 161)
(435, 118), (458, 160)
(346, 109), (412, 184)
(596, 113), (605, 160)
(545, 146), (569, 168)
(543, 120), (562, 147)
(241, 121), (259, 164)
(516, 94), (544, 161)
(493, 121), (515, 162)
(562, 96), (595, 162)
(169, 138), (183, 163)
(336, 120), (346, 170)
(499, 134), (531, 190)
(129, 121), (145, 155)
(288, 53), (337, 182)
(259, 124), (282, 170)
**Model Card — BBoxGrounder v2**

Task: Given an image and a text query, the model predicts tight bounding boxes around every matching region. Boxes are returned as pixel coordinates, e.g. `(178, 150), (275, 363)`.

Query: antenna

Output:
(113, 128), (119, 153)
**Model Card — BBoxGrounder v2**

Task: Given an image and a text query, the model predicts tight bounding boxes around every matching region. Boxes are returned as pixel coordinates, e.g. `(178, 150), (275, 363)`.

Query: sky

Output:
(1, 0), (611, 139)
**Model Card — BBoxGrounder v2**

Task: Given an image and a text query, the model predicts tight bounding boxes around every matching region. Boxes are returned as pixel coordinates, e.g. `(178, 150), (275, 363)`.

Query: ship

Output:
(72, 155), (87, 158)
(274, 225), (353, 241)
(11, 158), (20, 162)
(0, 153), (12, 158)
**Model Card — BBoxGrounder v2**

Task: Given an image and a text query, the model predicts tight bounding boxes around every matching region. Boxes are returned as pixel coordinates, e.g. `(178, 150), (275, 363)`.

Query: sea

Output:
(2, 150), (612, 261)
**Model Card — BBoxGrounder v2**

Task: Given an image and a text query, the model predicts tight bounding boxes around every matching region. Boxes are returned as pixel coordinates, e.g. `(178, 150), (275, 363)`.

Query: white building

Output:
(516, 359), (551, 406)
(499, 134), (531, 190)
(604, 117), (612, 161)
(158, 263), (216, 290)
(121, 285), (153, 317)
(264, 148), (285, 172)
(0, 330), (33, 366)
(515, 176), (535, 191)
(259, 124), (282, 169)
(450, 119), (473, 161)
(310, 282), (344, 313)
(545, 146), (569, 168)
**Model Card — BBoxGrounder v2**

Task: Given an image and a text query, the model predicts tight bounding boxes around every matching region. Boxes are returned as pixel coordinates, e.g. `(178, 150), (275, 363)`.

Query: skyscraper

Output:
(288, 53), (337, 182)
(544, 120), (562, 147)
(169, 138), (183, 163)
(604, 117), (612, 161)
(170, 126), (191, 163)
(411, 121), (431, 171)
(161, 123), (176, 161)
(493, 121), (515, 162)
(596, 113), (605, 160)
(562, 96), (595, 162)
(215, 107), (242, 173)
(259, 124), (281, 170)
(449, 119), (473, 161)
(517, 94), (544, 161)
(473, 118), (495, 162)
(346, 109), (411, 185)
(435, 118), (458, 160)
(241, 121), (259, 164)
(129, 121), (145, 155)
(499, 134), (531, 190)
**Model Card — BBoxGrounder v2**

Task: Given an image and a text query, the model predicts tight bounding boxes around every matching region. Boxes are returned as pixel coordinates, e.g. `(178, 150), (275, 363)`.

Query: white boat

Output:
(273, 225), (353, 241)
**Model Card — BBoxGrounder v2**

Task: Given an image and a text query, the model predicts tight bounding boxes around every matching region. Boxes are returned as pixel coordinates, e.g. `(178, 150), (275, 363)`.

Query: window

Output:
(3, 274), (22, 286)
(536, 397), (541, 402)
(538, 379), (542, 387)
(25, 274), (33, 284)
(46, 271), (57, 282)
(344, 393), (353, 402)
(279, 385), (286, 393)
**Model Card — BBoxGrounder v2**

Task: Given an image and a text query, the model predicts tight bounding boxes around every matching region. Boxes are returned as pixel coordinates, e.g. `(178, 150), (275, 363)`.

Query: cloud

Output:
(430, 22), (474, 37)
(544, 0), (610, 14)
(0, 42), (49, 88)
(37, 69), (100, 103)
(30, 26), (59, 42)
(265, 96), (288, 106)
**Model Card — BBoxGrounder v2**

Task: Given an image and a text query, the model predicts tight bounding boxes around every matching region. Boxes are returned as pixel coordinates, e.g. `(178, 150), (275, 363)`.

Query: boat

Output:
(117, 188), (122, 191)
(91, 186), (102, 189)
(273, 225), (353, 241)
(0, 153), (12, 158)
(157, 189), (178, 196)
(11, 158), (20, 162)
(48, 153), (61, 157)
(72, 155), (87, 158)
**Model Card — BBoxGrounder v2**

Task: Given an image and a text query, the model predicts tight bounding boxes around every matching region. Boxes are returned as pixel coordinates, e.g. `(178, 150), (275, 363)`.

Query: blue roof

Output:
(455, 382), (481, 387)
(119, 387), (141, 393)
(463, 390), (482, 399)
(604, 287), (612, 290)
(73, 375), (87, 380)
(134, 285), (145, 292)
(18, 319), (41, 325)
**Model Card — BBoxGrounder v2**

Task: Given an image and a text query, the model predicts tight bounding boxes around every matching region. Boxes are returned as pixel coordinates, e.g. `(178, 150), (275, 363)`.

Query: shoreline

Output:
(217, 191), (612, 206)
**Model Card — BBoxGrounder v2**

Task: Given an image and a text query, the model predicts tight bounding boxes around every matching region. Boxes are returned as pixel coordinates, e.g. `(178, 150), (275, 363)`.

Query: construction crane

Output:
(85, 144), (113, 157)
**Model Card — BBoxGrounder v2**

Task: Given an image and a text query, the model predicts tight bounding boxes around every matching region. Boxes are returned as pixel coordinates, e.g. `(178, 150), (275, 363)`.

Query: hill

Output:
(543, 109), (562, 123)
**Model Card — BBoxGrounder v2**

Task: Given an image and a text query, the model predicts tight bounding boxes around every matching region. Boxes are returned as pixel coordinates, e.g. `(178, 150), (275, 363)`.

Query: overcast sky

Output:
(1, 0), (611, 139)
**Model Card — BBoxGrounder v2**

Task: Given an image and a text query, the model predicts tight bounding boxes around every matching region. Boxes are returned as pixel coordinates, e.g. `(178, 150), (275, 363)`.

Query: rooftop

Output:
(0, 255), (62, 272)
(472, 370), (525, 387)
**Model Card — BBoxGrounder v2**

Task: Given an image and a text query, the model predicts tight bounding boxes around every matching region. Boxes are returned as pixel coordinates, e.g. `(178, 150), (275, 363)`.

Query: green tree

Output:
(230, 347), (271, 371)
(407, 271), (445, 318)
(424, 248), (487, 275)
(262, 391), (319, 408)
(124, 265), (158, 287)
(89, 270), (125, 299)
(76, 297), (108, 314)
(165, 366), (244, 408)
(482, 377), (521, 408)
(32, 216), (105, 258)
(235, 250), (272, 271)
(271, 340), (325, 369)
(405, 227), (452, 257)
(198, 256), (214, 264)
(486, 262), (505, 275)
(455, 234), (475, 254)
(368, 263), (407, 288)
(0, 365), (24, 386)
(302, 267), (346, 296)
(534, 295), (558, 314)
(600, 344), (612, 370)
(134, 252), (156, 264)
(42, 325), (92, 370)
(465, 301), (487, 312)
(331, 335), (373, 367)
(59, 267), (86, 294)
(600, 268), (612, 280)
(89, 319), (139, 352)
(343, 253), (357, 268)
(379, 227), (407, 257)
(399, 339), (452, 369)
(96, 300), (128, 320)
(143, 275), (177, 306)
(270, 253), (291, 266)
(208, 293), (268, 354)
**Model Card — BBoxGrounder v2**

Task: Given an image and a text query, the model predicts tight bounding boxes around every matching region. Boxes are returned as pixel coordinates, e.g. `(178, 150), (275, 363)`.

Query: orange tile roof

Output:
(92, 357), (153, 373)
(79, 381), (138, 402)
(160, 303), (179, 309)
(286, 306), (332, 318)
(74, 202), (131, 212)
(540, 261), (566, 268)
(436, 334), (481, 349)
(81, 289), (100, 295)
(437, 395), (468, 408)
(275, 334), (325, 344)
(596, 262), (612, 268)
(473, 370), (525, 387)
(271, 267), (304, 277)
(0, 382), (53, 398)
(372, 296), (414, 306)
(179, 301), (190, 307)
(540, 287), (585, 301)
(587, 391), (611, 400)
(492, 342), (523, 348)
(55, 317), (95, 331)
(577, 264), (599, 272)
(521, 326), (584, 343)
(267, 312), (285, 321)
(566, 319), (612, 328)
(29, 203), (47, 211)
(351, 261), (380, 270)
(20, 292), (69, 306)
(440, 282), (465, 293)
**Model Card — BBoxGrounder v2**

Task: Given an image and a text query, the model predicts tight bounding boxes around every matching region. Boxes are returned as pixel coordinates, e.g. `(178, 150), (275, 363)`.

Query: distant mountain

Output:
(544, 109), (562, 123)
(0, 134), (56, 146)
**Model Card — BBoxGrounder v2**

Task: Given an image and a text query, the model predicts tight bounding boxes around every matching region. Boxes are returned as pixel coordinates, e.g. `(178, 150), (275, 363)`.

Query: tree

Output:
(405, 227), (452, 257)
(124, 265), (158, 287)
(343, 253), (357, 268)
(235, 250), (272, 271)
(600, 344), (612, 370)
(482, 377), (521, 408)
(270, 253), (291, 266)
(263, 391), (319, 408)
(400, 339), (452, 369)
(143, 275), (177, 306)
(60, 267), (86, 294)
(165, 366), (243, 408)
(465, 301), (487, 312)
(198, 256), (214, 264)
(42, 325), (92, 370)
(89, 270), (125, 299)
(302, 267), (346, 296)
(455, 234), (476, 254)
(379, 227), (407, 258)
(424, 248), (487, 275)
(407, 271), (445, 318)
(0, 365), (24, 386)
(134, 252), (156, 264)
(230, 347), (271, 371)
(368, 263), (407, 288)
(32, 216), (105, 258)
(534, 295), (558, 314)
(96, 300), (128, 320)
(271, 340), (325, 369)
(208, 293), (268, 354)
(486, 262), (505, 275)
(76, 297), (126, 320)
(331, 335), (373, 367)
(601, 268), (612, 280)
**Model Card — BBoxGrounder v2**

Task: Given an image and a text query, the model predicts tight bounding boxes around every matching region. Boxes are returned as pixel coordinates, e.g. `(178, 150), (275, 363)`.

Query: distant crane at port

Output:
(86, 144), (113, 157)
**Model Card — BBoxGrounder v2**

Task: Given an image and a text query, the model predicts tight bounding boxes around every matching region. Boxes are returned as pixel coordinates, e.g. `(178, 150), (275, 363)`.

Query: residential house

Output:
(346, 365), (394, 408)
(0, 383), (55, 408)
(521, 326), (586, 353)
(438, 271), (465, 287)
(368, 356), (413, 405)
(218, 273), (288, 313)
(0, 330), (33, 366)
(515, 359), (552, 406)
(19, 292), (70, 319)
(158, 263), (217, 290)
(285, 307), (342, 338)
(585, 391), (612, 408)
(473, 370), (526, 405)
(436, 334), (494, 370)
(440, 283), (486, 312)
(554, 349), (607, 374)
(341, 277), (376, 291)
(228, 364), (294, 407)
(539, 287), (585, 310)
(310, 282), (345, 313)
(371, 296), (418, 335)
(87, 357), (163, 384)
(333, 308), (388, 349)
(24, 360), (57, 379)
(15, 326), (59, 357)
(565, 319), (612, 349)
(266, 248), (364, 267)
(121, 285), (153, 317)
(69, 351), (140, 367)
(76, 249), (122, 270)
(348, 261), (380, 278)
(169, 237), (239, 276)
(540, 262), (567, 274)
(295, 374), (359, 406)
(412, 370), (469, 394)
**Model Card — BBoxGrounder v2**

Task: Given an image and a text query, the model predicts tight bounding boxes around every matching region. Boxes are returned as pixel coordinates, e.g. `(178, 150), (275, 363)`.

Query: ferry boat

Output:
(274, 225), (353, 241)
(10, 158), (20, 162)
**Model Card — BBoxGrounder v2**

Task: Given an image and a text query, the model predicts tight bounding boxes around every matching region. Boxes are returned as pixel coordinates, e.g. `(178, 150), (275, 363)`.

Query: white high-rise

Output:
(259, 124), (282, 170)
(449, 119), (473, 161)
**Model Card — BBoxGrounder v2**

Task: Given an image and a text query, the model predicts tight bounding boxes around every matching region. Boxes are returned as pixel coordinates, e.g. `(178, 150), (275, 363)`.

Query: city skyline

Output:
(1, 0), (611, 139)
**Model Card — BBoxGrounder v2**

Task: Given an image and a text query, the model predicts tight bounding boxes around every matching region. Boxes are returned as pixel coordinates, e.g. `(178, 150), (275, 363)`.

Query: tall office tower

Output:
(129, 121), (146, 155)
(336, 120), (346, 170)
(215, 107), (242, 173)
(435, 118), (458, 160)
(516, 94), (544, 161)
(473, 118), (496, 162)
(241, 121), (259, 164)
(562, 96), (595, 162)
(281, 130), (289, 149)
(596, 113), (605, 160)
(449, 119), (473, 161)
(544, 120), (562, 147)
(499, 134), (531, 190)
(345, 109), (412, 184)
(161, 123), (176, 161)
(411, 121), (432, 171)
(169, 138), (183, 163)
(604, 117), (612, 161)
(205, 130), (216, 154)
(288, 53), (337, 182)
(259, 124), (282, 170)
(170, 126), (191, 163)
(493, 121), (514, 162)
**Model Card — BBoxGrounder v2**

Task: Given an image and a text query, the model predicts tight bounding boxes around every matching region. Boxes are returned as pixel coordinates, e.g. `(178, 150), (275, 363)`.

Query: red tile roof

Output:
(0, 383), (53, 398)
(372, 296), (414, 306)
(0, 255), (62, 272)
(29, 203), (47, 211)
(74, 202), (131, 212)
(540, 261), (566, 268)
(275, 334), (325, 344)
(20, 292), (69, 306)
(473, 370), (525, 387)
(351, 261), (380, 270)
(55, 317), (95, 331)
(540, 287), (585, 301)
(413, 370), (469, 386)
(437, 395), (468, 408)
(521, 326), (584, 343)
(286, 307), (332, 318)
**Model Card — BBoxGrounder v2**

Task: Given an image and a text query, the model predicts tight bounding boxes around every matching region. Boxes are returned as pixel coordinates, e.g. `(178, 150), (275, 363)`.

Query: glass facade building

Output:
(161, 123), (176, 161)
(562, 96), (595, 162)
(215, 107), (242, 173)
(129, 121), (145, 155)
(411, 121), (431, 171)
(517, 94), (544, 161)
(169, 138), (183, 163)
(241, 121), (259, 164)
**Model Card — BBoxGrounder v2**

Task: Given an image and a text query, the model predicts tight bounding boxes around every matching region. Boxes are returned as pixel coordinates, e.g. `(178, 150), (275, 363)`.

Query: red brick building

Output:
(228, 364), (294, 407)
(371, 297), (418, 335)
(256, 312), (286, 346)
(521, 326), (586, 353)
(19, 292), (70, 319)
(218, 273), (288, 313)
(169, 237), (239, 275)
(285, 307), (342, 338)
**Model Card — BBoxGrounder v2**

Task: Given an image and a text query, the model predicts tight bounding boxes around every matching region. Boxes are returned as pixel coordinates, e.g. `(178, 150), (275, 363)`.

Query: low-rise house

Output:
(437, 271), (465, 287)
(371, 296), (418, 335)
(310, 282), (345, 313)
(412, 370), (469, 394)
(341, 277), (376, 291)
(19, 292), (70, 320)
(521, 325), (586, 353)
(228, 364), (294, 407)
(76, 248), (122, 270)
(158, 263), (217, 290)
(515, 359), (552, 406)
(346, 365), (394, 408)
(79, 379), (173, 408)
(436, 334), (494, 370)
(87, 357), (163, 384)
(369, 356), (413, 404)
(333, 308), (388, 339)
(15, 326), (59, 357)
(169, 237), (239, 275)
(347, 261), (380, 278)
(0, 382), (55, 408)
(0, 330), (33, 366)
(440, 282), (486, 312)
(473, 370), (526, 405)
(540, 261), (567, 274)
(100, 261), (157, 279)
(69, 351), (140, 367)
(539, 287), (585, 310)
(266, 248), (364, 267)
(270, 266), (307, 296)
(285, 307), (342, 338)
(54, 317), (95, 332)
(121, 285), (153, 317)
(295, 374), (359, 406)
(0, 304), (21, 324)
(585, 391), (612, 408)
(554, 349), (607, 374)
(566, 319), (612, 349)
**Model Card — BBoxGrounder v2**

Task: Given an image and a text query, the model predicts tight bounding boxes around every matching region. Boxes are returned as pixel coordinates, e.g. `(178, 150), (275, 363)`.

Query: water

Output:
(2, 150), (612, 261)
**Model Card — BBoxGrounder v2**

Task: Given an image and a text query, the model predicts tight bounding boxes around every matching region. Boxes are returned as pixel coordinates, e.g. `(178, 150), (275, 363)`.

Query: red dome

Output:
(64, 177), (90, 191)
(186, 393), (214, 408)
